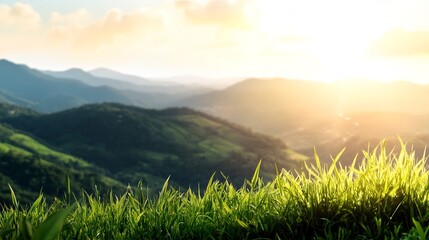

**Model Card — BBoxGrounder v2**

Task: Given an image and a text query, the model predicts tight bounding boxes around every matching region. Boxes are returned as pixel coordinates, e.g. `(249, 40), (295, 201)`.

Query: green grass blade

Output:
(412, 218), (426, 240)
(314, 147), (323, 174)
(66, 175), (71, 205)
(29, 194), (44, 214)
(250, 160), (262, 190)
(32, 204), (75, 240)
(8, 184), (18, 208)
(328, 147), (345, 175)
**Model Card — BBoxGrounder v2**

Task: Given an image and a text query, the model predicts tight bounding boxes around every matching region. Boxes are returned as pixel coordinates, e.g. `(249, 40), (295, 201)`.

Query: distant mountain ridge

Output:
(90, 67), (175, 86)
(47, 68), (212, 96)
(178, 77), (429, 132)
(177, 78), (334, 133)
(0, 59), (140, 112)
(147, 75), (242, 89)
(176, 77), (429, 164)
(0, 59), (233, 114)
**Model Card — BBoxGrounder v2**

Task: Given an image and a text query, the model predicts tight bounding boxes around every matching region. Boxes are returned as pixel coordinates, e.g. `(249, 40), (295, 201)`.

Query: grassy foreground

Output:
(1, 141), (429, 239)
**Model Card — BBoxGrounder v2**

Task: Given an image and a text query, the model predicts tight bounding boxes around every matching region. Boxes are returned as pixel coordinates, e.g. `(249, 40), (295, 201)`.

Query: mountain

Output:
(177, 78), (335, 133)
(90, 67), (174, 86)
(0, 59), (139, 112)
(4, 103), (307, 190)
(91, 68), (240, 89)
(0, 91), (35, 111)
(46, 68), (213, 96)
(45, 68), (145, 89)
(176, 78), (429, 164)
(148, 75), (242, 89)
(179, 78), (429, 129)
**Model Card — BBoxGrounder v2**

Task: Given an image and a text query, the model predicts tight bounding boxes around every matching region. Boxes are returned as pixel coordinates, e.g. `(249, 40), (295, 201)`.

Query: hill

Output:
(177, 78), (335, 133)
(0, 121), (125, 203)
(177, 78), (429, 164)
(0, 102), (38, 120)
(178, 78), (429, 131)
(291, 111), (429, 164)
(4, 103), (307, 190)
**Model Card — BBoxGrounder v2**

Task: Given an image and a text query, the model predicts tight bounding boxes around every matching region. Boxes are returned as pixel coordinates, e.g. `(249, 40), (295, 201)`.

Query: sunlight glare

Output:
(255, 0), (393, 81)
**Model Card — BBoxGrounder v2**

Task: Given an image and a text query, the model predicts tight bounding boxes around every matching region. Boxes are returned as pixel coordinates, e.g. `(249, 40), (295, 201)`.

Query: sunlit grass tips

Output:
(1, 140), (429, 239)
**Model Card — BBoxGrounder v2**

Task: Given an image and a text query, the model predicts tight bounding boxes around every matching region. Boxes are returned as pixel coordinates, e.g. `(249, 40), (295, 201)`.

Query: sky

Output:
(1, 0), (429, 83)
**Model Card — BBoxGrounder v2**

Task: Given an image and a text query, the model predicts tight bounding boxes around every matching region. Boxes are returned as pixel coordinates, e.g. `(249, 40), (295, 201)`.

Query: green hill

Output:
(4, 103), (306, 191)
(0, 121), (125, 203)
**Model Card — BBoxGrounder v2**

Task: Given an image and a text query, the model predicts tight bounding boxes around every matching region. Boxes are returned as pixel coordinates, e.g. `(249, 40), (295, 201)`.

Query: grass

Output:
(1, 140), (429, 239)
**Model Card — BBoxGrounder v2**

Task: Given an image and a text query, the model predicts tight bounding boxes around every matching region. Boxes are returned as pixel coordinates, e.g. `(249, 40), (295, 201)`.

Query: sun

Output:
(254, 0), (390, 81)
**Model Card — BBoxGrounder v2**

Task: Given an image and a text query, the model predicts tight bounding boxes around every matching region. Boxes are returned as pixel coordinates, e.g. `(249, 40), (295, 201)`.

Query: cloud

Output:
(0, 3), (44, 57)
(369, 29), (429, 57)
(49, 9), (165, 50)
(50, 9), (91, 27)
(0, 3), (41, 29)
(175, 0), (257, 29)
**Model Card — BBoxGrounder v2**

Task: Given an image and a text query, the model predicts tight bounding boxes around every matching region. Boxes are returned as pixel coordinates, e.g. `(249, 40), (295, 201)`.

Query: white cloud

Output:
(0, 3), (41, 29)
(50, 9), (91, 27)
(175, 0), (258, 29)
(48, 8), (165, 50)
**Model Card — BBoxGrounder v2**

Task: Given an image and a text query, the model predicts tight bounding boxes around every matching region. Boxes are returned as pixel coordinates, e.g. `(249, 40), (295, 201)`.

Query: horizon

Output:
(4, 57), (429, 87)
(5, 57), (429, 88)
(2, 0), (429, 84)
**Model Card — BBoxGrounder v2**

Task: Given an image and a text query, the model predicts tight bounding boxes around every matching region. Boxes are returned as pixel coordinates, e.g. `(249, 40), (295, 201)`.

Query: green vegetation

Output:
(9, 133), (90, 167)
(0, 102), (37, 120)
(1, 141), (428, 239)
(0, 123), (125, 204)
(4, 103), (305, 191)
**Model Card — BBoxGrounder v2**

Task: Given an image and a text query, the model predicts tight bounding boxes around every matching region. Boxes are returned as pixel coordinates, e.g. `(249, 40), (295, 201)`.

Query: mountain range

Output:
(46, 68), (213, 96)
(90, 67), (175, 86)
(0, 59), (140, 112)
(176, 78), (429, 163)
(0, 59), (213, 113)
